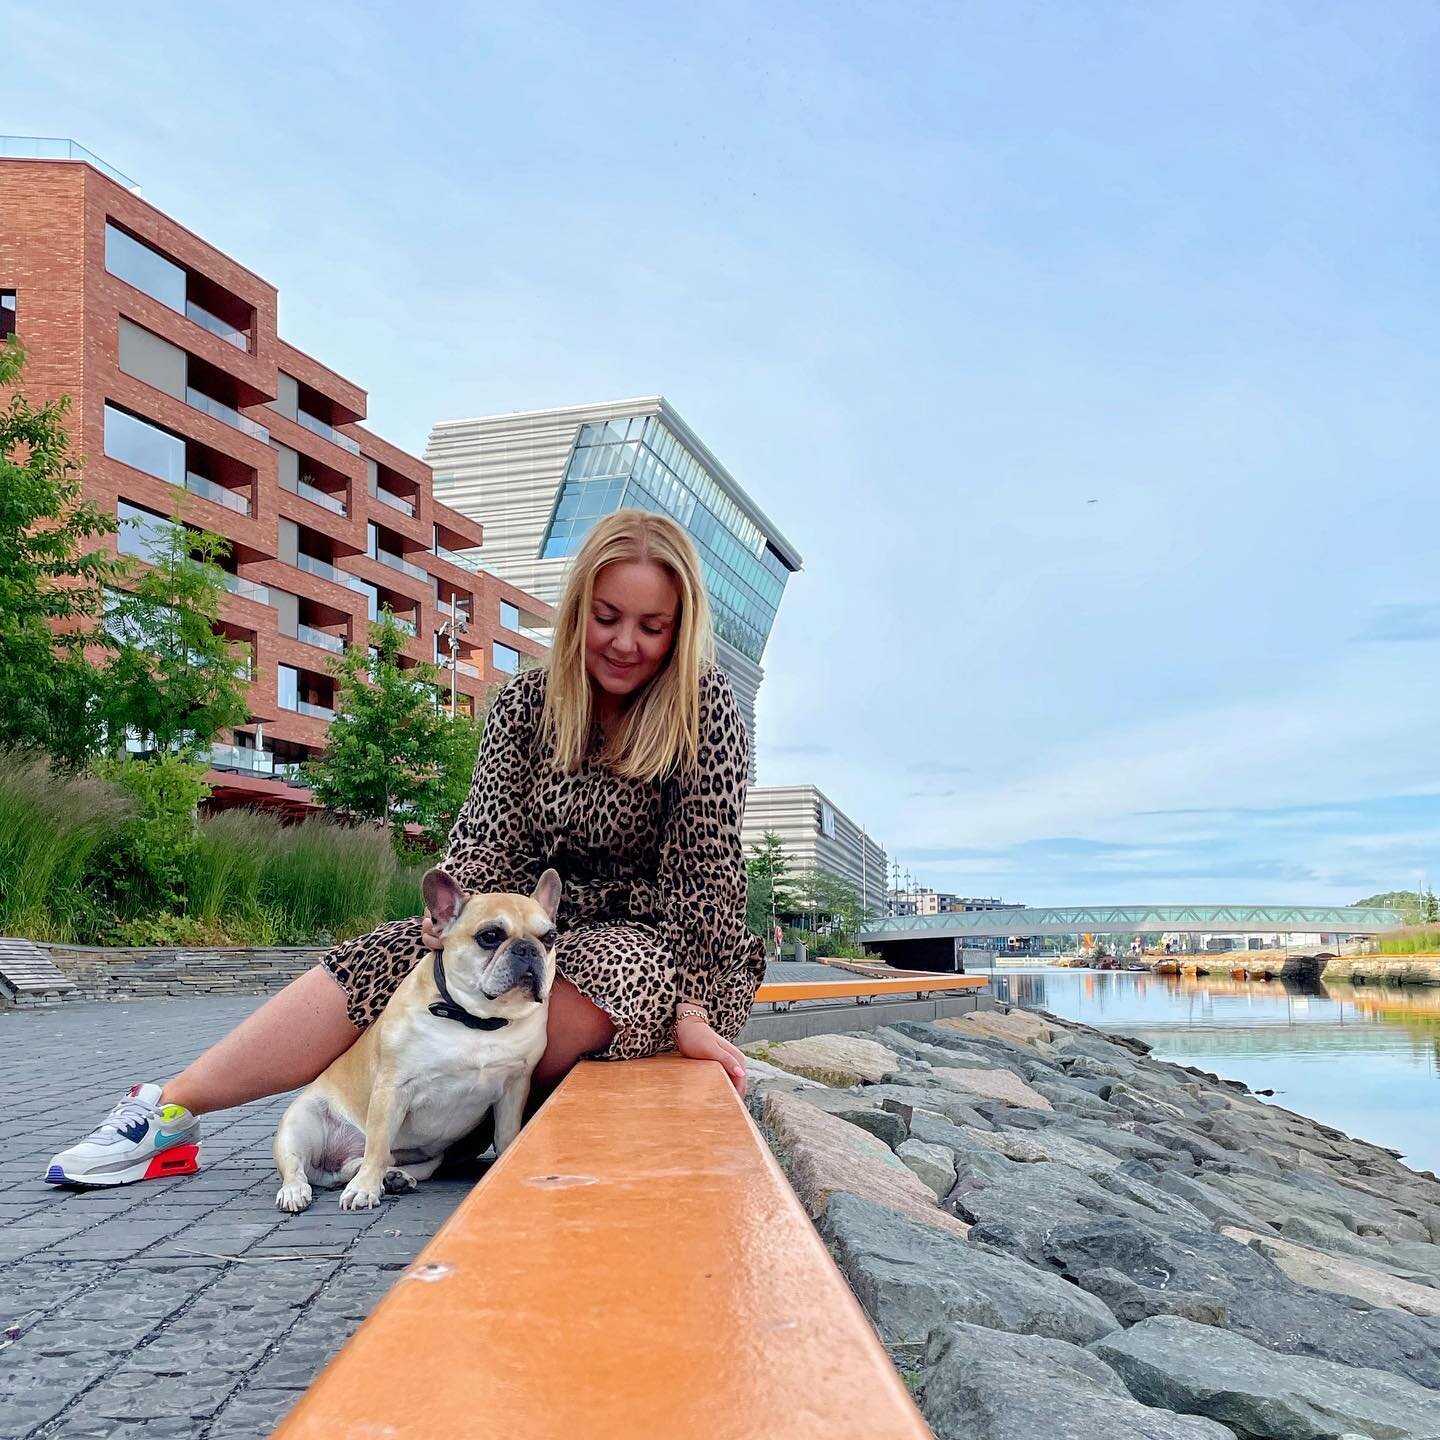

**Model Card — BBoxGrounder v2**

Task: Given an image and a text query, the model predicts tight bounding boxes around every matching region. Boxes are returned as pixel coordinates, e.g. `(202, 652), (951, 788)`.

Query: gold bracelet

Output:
(675, 1004), (709, 1025)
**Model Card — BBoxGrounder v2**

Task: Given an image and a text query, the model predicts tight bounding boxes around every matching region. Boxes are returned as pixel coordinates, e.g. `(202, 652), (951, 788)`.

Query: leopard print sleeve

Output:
(657, 667), (763, 1012)
(442, 669), (544, 897)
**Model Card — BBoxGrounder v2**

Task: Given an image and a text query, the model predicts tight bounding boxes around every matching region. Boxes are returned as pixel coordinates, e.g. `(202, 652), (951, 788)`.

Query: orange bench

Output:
(270, 1054), (930, 1440)
(755, 974), (989, 1010)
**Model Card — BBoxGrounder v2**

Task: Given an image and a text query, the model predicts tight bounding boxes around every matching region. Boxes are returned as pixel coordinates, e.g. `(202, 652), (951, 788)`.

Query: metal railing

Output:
(296, 478), (347, 516)
(297, 409), (361, 456)
(222, 573), (270, 605)
(186, 387), (269, 443)
(376, 548), (430, 582)
(375, 487), (415, 517)
(185, 300), (248, 351)
(298, 624), (344, 654)
(185, 471), (250, 515)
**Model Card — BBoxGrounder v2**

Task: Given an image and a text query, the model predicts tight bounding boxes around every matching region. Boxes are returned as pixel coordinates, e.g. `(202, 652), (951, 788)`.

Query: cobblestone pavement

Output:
(0, 995), (476, 1439)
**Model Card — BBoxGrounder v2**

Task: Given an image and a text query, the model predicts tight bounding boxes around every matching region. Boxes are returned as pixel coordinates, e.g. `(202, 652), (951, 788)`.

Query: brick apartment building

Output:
(0, 140), (550, 813)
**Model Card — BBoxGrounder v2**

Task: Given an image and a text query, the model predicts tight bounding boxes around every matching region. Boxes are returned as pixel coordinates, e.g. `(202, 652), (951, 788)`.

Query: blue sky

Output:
(9, 2), (1440, 904)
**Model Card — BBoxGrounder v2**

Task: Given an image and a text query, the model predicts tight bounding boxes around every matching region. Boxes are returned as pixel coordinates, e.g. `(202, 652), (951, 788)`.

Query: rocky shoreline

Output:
(743, 1009), (1440, 1439)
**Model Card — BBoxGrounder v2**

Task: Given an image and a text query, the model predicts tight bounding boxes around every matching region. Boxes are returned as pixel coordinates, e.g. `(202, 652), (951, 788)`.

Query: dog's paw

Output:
(382, 1167), (419, 1196)
(338, 1177), (382, 1211)
(276, 1180), (313, 1213)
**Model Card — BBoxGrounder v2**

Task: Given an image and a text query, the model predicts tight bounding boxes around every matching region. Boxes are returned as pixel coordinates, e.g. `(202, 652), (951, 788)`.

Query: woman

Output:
(46, 510), (767, 1189)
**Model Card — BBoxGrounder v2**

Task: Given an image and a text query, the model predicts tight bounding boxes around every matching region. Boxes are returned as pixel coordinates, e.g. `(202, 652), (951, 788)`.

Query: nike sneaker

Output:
(44, 1083), (200, 1187)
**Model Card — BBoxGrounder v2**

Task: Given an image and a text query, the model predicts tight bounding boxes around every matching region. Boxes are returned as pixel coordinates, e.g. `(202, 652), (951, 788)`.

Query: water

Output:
(983, 965), (1440, 1176)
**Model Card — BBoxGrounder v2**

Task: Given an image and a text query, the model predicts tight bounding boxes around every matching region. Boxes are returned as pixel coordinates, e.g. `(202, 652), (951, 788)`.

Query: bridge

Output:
(857, 904), (1405, 969)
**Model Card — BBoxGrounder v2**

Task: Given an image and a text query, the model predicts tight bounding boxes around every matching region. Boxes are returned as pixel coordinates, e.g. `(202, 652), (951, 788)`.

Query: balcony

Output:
(433, 544), (474, 570)
(298, 623), (344, 654)
(222, 573), (271, 605)
(206, 742), (277, 776)
(187, 387), (269, 443)
(390, 615), (417, 636)
(295, 698), (335, 721)
(185, 470), (250, 516)
(295, 552), (369, 596)
(376, 547), (430, 583)
(455, 659), (479, 678)
(297, 409), (361, 456)
(375, 486), (416, 518)
(185, 300), (247, 351)
(296, 478), (347, 516)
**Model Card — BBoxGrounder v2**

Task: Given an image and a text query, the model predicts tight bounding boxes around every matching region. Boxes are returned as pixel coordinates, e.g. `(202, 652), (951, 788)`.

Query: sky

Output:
(8, 2), (1440, 905)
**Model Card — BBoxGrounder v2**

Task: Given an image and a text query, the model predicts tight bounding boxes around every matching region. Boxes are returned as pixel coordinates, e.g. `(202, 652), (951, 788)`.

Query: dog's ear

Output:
(532, 868), (563, 923)
(422, 869), (466, 933)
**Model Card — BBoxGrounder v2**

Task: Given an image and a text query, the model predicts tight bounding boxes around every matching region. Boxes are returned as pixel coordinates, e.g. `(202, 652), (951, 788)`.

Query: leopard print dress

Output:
(322, 664), (766, 1060)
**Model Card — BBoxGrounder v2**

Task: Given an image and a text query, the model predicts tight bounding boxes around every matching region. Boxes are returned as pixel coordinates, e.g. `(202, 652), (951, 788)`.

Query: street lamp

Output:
(438, 610), (469, 718)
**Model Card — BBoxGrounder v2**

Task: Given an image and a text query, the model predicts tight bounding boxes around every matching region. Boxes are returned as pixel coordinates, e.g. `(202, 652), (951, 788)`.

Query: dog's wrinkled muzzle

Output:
(484, 939), (549, 1003)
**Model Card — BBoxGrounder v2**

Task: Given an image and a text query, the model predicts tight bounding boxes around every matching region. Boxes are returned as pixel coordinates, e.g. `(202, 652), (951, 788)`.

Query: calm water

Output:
(985, 965), (1440, 1176)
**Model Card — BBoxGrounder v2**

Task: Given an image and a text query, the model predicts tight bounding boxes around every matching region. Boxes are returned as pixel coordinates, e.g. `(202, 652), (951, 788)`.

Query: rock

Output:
(752, 1086), (907, 1149)
(1146, 1167), (1269, 1230)
(866, 1084), (1001, 1130)
(741, 1055), (825, 1089)
(921, 1322), (1233, 1440)
(818, 1195), (1118, 1349)
(940, 1009), (1056, 1048)
(1092, 1315), (1440, 1440)
(759, 1091), (969, 1238)
(1024, 1079), (1117, 1121)
(1220, 1227), (1440, 1318)
(873, 1026), (1010, 1072)
(898, 1139), (957, 1199)
(929, 1066), (1054, 1112)
(1040, 1217), (1440, 1389)
(744, 1034), (902, 1087)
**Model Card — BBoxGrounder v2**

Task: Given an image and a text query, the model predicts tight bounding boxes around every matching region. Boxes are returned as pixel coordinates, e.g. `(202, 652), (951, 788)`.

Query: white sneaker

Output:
(45, 1083), (201, 1187)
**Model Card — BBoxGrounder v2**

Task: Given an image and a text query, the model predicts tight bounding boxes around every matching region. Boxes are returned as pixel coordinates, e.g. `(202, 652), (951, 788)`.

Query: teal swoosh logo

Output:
(155, 1129), (194, 1145)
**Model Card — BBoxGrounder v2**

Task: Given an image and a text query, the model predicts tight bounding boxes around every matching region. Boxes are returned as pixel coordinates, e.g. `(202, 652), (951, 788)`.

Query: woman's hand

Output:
(420, 911), (444, 952)
(674, 1015), (748, 1096)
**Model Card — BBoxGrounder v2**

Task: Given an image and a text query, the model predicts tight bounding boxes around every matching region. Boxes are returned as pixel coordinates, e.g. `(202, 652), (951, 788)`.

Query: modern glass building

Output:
(426, 398), (803, 766)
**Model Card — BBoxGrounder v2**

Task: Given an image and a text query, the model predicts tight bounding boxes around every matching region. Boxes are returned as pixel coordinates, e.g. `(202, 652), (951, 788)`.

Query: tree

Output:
(305, 612), (450, 845)
(413, 708), (485, 851)
(745, 830), (795, 940)
(100, 515), (250, 755)
(791, 867), (864, 939)
(0, 338), (118, 767)
(1424, 889), (1440, 926)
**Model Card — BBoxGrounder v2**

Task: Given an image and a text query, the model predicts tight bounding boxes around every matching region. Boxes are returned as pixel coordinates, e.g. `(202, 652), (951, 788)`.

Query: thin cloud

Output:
(1355, 604), (1440, 644)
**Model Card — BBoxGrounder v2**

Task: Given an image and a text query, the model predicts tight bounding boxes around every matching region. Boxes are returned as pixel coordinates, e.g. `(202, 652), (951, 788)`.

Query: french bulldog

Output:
(273, 867), (560, 1212)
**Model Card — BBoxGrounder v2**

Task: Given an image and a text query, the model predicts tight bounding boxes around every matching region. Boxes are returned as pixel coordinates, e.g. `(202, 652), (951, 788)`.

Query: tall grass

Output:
(1375, 926), (1440, 955)
(385, 863), (429, 922)
(0, 759), (131, 941)
(258, 819), (395, 943)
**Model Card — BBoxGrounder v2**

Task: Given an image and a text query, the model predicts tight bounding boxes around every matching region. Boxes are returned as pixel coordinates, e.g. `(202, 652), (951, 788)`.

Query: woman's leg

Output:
(530, 976), (616, 1092)
(162, 965), (361, 1116)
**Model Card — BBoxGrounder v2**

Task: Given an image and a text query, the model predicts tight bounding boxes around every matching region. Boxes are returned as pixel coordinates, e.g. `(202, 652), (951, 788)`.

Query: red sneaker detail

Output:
(144, 1144), (200, 1179)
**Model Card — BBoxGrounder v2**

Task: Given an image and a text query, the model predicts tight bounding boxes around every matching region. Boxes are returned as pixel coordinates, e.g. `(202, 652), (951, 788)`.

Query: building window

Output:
(104, 404), (185, 485)
(367, 522), (379, 559)
(278, 664), (300, 712)
(499, 599), (520, 632)
(493, 642), (520, 675)
(116, 499), (175, 565)
(105, 223), (186, 311)
(1, 291), (15, 341)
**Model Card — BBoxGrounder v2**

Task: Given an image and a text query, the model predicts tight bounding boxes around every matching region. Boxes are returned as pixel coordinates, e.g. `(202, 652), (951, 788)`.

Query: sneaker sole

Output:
(45, 1142), (201, 1188)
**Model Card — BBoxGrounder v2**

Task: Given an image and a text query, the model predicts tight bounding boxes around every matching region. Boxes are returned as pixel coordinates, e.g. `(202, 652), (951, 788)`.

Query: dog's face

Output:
(422, 868), (561, 1007)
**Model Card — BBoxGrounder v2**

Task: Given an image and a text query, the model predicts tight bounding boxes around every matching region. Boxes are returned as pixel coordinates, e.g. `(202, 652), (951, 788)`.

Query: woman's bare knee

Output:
(534, 978), (614, 1085)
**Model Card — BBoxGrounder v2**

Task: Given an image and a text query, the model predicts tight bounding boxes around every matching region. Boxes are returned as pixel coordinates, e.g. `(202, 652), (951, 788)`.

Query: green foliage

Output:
(745, 830), (795, 939)
(100, 516), (250, 756)
(415, 709), (485, 851)
(0, 338), (118, 767)
(384, 862), (431, 922)
(0, 757), (130, 940)
(305, 612), (450, 844)
(1374, 925), (1440, 955)
(1353, 889), (1425, 925)
(91, 753), (211, 923)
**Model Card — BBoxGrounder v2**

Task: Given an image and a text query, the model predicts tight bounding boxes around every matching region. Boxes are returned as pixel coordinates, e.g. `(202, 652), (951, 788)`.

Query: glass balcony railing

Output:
(1, 135), (140, 191)
(298, 623), (344, 654)
(295, 552), (349, 586)
(222, 573), (270, 605)
(455, 659), (479, 678)
(296, 409), (361, 456)
(375, 487), (416, 517)
(186, 387), (269, 443)
(185, 300), (248, 351)
(296, 478), (347, 516)
(205, 743), (275, 775)
(376, 548), (430, 582)
(433, 544), (474, 570)
(185, 471), (250, 515)
(390, 615), (417, 636)
(295, 698), (336, 721)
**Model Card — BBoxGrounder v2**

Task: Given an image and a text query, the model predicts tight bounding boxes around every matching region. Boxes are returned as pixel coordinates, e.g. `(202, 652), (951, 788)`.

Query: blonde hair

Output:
(543, 509), (715, 782)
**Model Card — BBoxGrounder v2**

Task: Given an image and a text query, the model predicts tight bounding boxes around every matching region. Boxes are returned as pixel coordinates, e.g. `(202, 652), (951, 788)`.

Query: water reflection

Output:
(992, 966), (1440, 1174)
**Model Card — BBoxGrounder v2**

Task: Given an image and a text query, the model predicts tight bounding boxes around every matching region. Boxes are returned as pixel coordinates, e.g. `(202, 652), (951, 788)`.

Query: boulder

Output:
(758, 1091), (969, 1238)
(744, 1034), (902, 1087)
(921, 1322), (1233, 1440)
(865, 1084), (1000, 1130)
(940, 1009), (1056, 1048)
(897, 1139), (957, 1199)
(1092, 1315), (1440, 1440)
(818, 1195), (1118, 1349)
(929, 1066), (1054, 1113)
(873, 1026), (1010, 1072)
(741, 1055), (825, 1089)
(1041, 1216), (1440, 1389)
(1220, 1227), (1440, 1318)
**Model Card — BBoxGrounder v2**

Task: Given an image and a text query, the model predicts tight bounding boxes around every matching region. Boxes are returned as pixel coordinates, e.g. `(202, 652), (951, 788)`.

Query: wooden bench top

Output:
(270, 1055), (930, 1440)
(755, 974), (988, 1003)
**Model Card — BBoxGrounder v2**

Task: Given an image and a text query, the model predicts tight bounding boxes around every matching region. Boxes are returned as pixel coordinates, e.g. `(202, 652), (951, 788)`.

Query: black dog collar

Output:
(429, 950), (509, 1031)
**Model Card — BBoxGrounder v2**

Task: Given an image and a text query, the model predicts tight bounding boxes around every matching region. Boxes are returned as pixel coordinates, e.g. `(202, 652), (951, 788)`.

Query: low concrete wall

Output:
(1323, 952), (1440, 986)
(738, 991), (985, 1043)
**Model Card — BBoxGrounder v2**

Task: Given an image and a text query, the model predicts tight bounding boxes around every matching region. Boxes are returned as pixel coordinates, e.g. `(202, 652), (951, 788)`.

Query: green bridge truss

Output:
(858, 904), (1405, 942)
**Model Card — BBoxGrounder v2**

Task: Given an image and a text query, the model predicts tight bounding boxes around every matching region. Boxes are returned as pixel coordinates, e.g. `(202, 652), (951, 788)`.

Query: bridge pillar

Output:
(862, 936), (962, 972)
